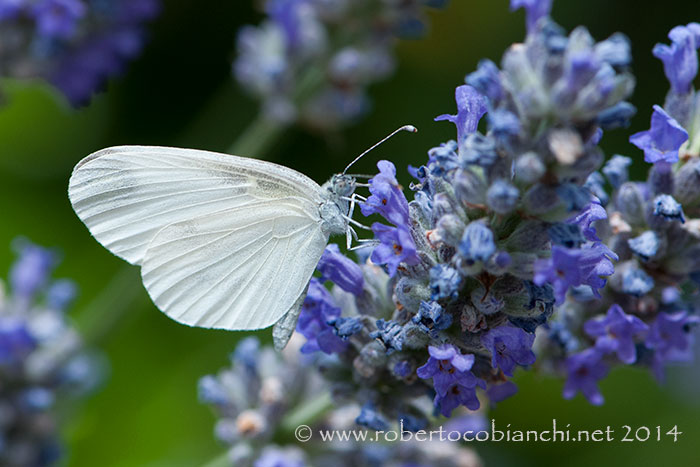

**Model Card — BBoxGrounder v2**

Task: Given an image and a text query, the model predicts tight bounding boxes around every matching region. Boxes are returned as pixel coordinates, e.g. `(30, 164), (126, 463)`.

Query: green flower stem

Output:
(280, 391), (333, 434)
(76, 264), (145, 345)
(228, 114), (287, 157)
(201, 452), (231, 467)
(228, 65), (323, 157)
(687, 109), (700, 157)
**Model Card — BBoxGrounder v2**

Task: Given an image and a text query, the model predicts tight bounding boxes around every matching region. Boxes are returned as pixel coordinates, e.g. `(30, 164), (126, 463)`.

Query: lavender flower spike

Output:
(1, 240), (101, 466)
(244, 5), (700, 428)
(234, 0), (447, 129)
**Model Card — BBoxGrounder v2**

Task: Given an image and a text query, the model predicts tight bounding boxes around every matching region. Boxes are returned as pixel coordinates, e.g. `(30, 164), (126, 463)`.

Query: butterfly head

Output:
(328, 173), (356, 198)
(318, 174), (356, 236)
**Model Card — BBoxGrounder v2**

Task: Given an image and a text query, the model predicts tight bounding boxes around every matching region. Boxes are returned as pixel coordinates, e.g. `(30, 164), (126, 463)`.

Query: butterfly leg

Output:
(344, 215), (372, 230)
(349, 239), (380, 251)
(341, 194), (367, 205)
(344, 193), (360, 219)
(344, 192), (372, 231)
(346, 225), (379, 250)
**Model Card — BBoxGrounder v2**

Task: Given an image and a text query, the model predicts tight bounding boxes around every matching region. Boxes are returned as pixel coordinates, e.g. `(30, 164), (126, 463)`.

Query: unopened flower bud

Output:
(453, 168), (487, 205)
(514, 152), (546, 184)
(615, 182), (647, 227)
(487, 180), (520, 214)
(674, 159), (700, 206)
(395, 276), (431, 311)
(436, 214), (466, 247)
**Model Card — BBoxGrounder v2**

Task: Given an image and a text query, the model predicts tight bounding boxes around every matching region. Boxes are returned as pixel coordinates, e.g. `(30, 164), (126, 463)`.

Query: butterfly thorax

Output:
(319, 174), (355, 236)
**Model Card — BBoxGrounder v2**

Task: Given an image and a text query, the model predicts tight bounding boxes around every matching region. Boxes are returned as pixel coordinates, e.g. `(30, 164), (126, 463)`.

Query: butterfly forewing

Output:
(68, 146), (328, 330)
(68, 146), (325, 265)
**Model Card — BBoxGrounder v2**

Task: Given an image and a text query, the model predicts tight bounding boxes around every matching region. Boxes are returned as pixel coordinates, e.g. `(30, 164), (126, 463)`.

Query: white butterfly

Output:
(68, 127), (415, 348)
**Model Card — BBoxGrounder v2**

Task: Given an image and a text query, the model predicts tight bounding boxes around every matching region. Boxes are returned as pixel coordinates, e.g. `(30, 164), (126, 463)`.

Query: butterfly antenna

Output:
(342, 125), (418, 175)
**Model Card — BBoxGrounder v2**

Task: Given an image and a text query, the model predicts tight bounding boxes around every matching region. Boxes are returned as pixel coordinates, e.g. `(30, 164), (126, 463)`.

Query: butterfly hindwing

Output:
(141, 201), (328, 330)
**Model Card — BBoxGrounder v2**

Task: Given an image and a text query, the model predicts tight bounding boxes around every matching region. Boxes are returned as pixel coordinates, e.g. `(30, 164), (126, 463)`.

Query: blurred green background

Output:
(1, 0), (699, 465)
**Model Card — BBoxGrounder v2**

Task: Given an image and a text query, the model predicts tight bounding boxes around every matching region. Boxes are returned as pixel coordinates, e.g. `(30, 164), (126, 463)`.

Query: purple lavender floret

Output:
(584, 304), (649, 364)
(434, 381), (482, 416)
(510, 0), (552, 34)
(296, 279), (347, 354)
(0, 318), (36, 366)
(652, 23), (699, 94)
(370, 319), (405, 352)
(534, 243), (618, 304)
(255, 449), (305, 467)
(356, 403), (390, 431)
(567, 201), (607, 242)
(413, 300), (452, 332)
(427, 141), (459, 176)
(563, 348), (609, 405)
(646, 311), (700, 381)
(429, 264), (461, 301)
(629, 105), (689, 165)
(417, 346), (485, 416)
(46, 279), (78, 310)
(435, 85), (487, 147)
(602, 155), (632, 188)
(416, 345), (482, 397)
(653, 194), (685, 223)
(627, 231), (660, 262)
(458, 222), (496, 265)
(486, 381), (519, 403)
(465, 59), (503, 103)
(329, 316), (363, 339)
(317, 244), (364, 296)
(361, 160), (410, 227)
(370, 223), (419, 277)
(10, 241), (55, 299)
(481, 325), (536, 377)
(32, 0), (86, 40)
